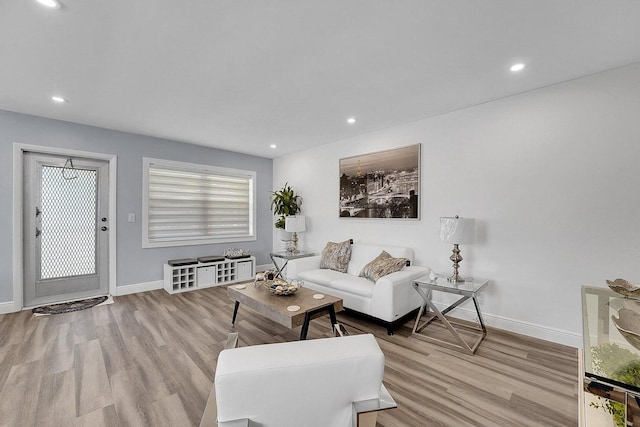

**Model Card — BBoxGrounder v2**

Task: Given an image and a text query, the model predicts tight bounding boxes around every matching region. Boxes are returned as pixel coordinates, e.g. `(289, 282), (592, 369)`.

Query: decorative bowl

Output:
(264, 278), (302, 296)
(611, 308), (640, 351)
(606, 278), (640, 299)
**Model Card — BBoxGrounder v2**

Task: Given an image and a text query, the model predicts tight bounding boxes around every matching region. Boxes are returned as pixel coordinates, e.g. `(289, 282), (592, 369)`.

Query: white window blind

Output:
(143, 158), (256, 248)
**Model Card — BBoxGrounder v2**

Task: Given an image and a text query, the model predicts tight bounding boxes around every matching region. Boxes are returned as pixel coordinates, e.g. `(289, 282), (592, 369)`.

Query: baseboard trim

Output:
(0, 301), (18, 314)
(489, 313), (582, 349)
(432, 301), (582, 349)
(115, 280), (163, 296)
(257, 263), (273, 272)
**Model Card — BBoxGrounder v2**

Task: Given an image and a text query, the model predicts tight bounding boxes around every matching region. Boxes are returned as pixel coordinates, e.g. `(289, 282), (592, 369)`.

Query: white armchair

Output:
(200, 333), (396, 427)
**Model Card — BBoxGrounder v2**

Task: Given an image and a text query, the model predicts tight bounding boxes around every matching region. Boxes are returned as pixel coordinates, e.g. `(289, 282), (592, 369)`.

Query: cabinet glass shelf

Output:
(582, 286), (640, 394)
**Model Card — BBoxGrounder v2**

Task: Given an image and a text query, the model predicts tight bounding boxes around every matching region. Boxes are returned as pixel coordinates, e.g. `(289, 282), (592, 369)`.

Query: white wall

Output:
(273, 63), (640, 348)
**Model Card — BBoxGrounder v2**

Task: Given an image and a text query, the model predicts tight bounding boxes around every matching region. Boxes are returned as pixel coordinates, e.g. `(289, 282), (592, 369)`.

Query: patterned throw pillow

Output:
(360, 250), (408, 282)
(319, 240), (352, 273)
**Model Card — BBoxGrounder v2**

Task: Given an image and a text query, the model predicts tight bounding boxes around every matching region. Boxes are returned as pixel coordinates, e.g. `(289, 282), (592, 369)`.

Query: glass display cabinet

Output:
(582, 286), (640, 426)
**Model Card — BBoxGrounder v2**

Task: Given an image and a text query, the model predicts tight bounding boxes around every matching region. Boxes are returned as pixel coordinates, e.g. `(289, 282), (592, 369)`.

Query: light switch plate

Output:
(128, 213), (136, 223)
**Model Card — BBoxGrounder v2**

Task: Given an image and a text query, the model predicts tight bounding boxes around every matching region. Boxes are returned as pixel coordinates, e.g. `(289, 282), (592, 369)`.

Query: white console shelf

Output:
(163, 256), (255, 294)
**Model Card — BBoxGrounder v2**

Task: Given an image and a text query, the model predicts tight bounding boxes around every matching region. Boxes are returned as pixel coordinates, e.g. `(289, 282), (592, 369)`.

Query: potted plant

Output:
(270, 183), (302, 229)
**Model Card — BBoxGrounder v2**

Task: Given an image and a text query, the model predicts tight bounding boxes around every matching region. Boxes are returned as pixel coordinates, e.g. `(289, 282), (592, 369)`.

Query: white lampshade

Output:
(440, 216), (476, 244)
(285, 215), (306, 233)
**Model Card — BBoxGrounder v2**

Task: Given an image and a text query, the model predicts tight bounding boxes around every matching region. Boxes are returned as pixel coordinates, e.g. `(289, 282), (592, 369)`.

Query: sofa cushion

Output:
(297, 268), (348, 287)
(360, 251), (408, 282)
(319, 240), (352, 273)
(359, 251), (391, 277)
(329, 276), (375, 298)
(347, 243), (413, 276)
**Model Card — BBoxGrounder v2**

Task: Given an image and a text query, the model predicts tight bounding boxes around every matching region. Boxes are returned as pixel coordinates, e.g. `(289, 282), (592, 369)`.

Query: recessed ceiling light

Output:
(51, 96), (66, 103)
(347, 117), (356, 124)
(37, 0), (61, 9)
(510, 63), (525, 72)
(270, 144), (277, 149)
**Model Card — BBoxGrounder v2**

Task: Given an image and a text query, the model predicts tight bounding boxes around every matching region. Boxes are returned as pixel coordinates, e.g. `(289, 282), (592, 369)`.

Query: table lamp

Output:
(285, 215), (306, 253)
(440, 215), (476, 283)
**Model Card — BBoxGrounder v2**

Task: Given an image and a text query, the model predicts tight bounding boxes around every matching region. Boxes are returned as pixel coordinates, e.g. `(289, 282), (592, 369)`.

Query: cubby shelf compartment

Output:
(168, 266), (197, 292)
(163, 256), (255, 295)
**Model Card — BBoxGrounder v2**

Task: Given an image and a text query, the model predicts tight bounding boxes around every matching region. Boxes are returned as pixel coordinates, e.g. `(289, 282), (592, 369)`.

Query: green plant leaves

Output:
(270, 182), (302, 229)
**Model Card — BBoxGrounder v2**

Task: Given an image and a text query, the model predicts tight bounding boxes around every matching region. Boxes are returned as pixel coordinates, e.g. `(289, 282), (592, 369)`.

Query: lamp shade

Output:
(440, 216), (476, 244)
(285, 215), (306, 233)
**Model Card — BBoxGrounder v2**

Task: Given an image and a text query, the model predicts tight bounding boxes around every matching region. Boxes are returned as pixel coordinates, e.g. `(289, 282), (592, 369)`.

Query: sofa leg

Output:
(386, 327), (394, 336)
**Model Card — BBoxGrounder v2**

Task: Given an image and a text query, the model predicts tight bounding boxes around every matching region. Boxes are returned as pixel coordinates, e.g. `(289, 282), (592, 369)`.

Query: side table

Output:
(269, 251), (315, 279)
(412, 275), (489, 355)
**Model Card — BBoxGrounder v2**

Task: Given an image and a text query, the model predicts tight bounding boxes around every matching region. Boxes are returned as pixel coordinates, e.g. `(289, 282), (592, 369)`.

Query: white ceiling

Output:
(1, 1), (640, 159)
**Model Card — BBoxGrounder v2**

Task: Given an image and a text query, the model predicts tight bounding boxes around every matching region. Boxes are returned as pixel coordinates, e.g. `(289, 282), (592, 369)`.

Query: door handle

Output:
(36, 227), (41, 237)
(101, 226), (108, 231)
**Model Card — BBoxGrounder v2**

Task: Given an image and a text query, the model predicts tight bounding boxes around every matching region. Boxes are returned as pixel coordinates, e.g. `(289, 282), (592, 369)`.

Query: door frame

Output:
(12, 143), (117, 311)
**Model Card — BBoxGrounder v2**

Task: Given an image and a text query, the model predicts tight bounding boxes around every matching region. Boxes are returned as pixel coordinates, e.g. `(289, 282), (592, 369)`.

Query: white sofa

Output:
(287, 242), (430, 334)
(201, 333), (396, 427)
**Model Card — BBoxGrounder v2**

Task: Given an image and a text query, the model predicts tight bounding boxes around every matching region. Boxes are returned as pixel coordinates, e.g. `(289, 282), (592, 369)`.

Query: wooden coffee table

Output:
(227, 283), (343, 340)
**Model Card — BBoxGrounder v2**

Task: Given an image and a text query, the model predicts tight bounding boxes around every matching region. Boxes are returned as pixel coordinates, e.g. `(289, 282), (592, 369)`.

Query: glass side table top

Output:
(582, 285), (640, 394)
(414, 274), (489, 296)
(269, 251), (316, 260)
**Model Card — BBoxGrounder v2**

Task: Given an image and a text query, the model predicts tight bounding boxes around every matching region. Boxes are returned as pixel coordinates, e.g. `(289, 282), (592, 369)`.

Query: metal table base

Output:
(412, 282), (487, 355)
(269, 251), (315, 279)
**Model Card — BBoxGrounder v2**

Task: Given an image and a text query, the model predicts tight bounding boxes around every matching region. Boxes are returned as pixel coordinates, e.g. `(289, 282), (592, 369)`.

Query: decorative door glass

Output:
(40, 165), (98, 279)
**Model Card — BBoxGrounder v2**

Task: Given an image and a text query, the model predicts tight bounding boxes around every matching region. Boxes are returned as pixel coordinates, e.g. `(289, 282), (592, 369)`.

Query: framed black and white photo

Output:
(339, 144), (420, 219)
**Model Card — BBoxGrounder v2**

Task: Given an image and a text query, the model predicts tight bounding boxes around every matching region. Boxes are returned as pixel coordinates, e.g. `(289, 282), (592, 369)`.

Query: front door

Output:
(23, 152), (110, 307)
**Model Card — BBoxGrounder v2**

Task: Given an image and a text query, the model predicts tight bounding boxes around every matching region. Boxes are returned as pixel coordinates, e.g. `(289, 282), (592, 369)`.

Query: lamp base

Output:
(447, 274), (466, 283)
(448, 243), (465, 283)
(290, 232), (299, 254)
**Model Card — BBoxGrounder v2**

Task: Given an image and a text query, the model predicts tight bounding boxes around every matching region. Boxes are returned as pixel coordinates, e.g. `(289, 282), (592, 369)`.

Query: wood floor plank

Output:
(0, 285), (579, 426)
(21, 317), (53, 363)
(74, 339), (113, 416)
(41, 322), (75, 376)
(132, 309), (166, 347)
(100, 404), (124, 427)
(0, 344), (21, 395)
(109, 370), (154, 426)
(154, 346), (213, 427)
(96, 323), (132, 377)
(1, 310), (37, 348)
(0, 360), (44, 427)
(70, 407), (108, 427)
(149, 393), (192, 427)
(91, 304), (113, 327)
(35, 369), (76, 426)
(124, 335), (172, 402)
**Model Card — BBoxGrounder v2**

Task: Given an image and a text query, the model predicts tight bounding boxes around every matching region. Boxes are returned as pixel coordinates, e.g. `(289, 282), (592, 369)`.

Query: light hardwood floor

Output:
(0, 285), (579, 426)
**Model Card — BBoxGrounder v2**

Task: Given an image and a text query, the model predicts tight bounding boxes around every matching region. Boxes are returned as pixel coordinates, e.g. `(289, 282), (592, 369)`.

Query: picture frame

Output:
(339, 143), (420, 219)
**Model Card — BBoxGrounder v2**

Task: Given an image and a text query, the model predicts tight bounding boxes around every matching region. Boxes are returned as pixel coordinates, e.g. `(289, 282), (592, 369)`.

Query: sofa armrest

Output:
(217, 420), (249, 427)
(374, 266), (431, 290)
(370, 266), (431, 322)
(285, 255), (322, 279)
(213, 334), (385, 426)
(199, 334), (242, 427)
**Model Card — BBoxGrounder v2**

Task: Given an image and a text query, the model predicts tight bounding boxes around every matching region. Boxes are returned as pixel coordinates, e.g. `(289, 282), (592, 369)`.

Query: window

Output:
(142, 158), (256, 248)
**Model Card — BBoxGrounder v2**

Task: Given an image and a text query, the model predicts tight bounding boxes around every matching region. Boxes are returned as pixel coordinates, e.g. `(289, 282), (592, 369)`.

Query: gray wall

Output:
(0, 110), (273, 303)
